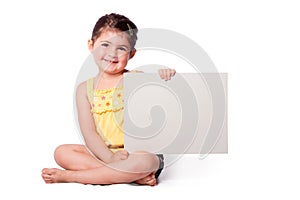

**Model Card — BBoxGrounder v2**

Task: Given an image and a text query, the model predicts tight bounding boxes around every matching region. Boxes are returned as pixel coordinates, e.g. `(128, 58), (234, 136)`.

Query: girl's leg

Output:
(42, 150), (160, 185)
(53, 144), (104, 170)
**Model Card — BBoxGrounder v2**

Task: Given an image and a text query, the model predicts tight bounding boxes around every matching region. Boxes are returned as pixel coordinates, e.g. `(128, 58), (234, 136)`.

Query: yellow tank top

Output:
(86, 78), (124, 152)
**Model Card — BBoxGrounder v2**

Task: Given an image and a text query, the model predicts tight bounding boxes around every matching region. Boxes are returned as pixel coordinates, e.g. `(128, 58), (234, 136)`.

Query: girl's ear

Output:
(129, 49), (136, 59)
(88, 39), (94, 52)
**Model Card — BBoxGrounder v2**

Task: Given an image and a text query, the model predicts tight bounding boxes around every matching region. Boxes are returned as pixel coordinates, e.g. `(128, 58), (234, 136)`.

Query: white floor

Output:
(4, 152), (298, 200)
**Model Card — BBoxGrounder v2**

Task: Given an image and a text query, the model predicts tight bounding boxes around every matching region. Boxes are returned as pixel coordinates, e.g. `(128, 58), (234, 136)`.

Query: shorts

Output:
(154, 154), (164, 179)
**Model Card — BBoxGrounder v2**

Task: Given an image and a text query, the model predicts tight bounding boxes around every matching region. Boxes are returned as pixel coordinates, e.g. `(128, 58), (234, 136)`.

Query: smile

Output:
(104, 59), (119, 64)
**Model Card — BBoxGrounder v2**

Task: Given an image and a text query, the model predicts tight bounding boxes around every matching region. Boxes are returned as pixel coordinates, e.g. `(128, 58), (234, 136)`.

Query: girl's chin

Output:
(100, 65), (117, 71)
(100, 67), (123, 74)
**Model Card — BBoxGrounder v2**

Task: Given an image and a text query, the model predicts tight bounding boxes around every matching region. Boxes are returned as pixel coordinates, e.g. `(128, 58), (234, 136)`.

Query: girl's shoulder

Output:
(76, 80), (88, 95)
(76, 77), (94, 96)
(76, 78), (93, 90)
(76, 78), (95, 103)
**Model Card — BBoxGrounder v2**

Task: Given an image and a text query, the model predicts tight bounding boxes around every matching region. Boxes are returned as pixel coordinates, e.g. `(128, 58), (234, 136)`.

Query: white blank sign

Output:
(124, 73), (227, 154)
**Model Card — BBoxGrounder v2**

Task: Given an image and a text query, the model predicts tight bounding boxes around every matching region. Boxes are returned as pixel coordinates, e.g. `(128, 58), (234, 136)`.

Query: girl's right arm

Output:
(76, 82), (115, 163)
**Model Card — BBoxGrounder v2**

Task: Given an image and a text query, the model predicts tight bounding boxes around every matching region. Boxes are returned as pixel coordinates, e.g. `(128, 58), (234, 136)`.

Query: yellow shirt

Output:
(86, 78), (124, 152)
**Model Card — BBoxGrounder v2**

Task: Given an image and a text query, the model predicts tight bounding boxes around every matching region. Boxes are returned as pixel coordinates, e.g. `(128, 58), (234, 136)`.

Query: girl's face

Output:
(89, 30), (134, 75)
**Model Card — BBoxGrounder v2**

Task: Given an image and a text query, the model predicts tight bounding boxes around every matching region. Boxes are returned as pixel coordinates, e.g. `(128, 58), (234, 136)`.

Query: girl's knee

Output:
(54, 145), (67, 162)
(129, 151), (159, 173)
(54, 144), (69, 155)
(54, 144), (77, 163)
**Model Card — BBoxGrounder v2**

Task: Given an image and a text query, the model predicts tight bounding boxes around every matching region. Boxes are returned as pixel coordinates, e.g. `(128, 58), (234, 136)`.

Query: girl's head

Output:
(91, 13), (138, 50)
(88, 13), (138, 74)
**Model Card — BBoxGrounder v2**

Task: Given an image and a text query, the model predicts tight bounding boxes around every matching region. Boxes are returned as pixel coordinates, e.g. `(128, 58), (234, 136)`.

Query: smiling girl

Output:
(41, 13), (175, 186)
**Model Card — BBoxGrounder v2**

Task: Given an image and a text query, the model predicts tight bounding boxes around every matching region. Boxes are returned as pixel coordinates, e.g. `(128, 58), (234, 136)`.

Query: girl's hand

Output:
(158, 68), (176, 81)
(109, 150), (129, 163)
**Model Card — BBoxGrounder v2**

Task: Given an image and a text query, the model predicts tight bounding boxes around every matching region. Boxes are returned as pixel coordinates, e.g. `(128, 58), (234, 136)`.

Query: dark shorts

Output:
(154, 154), (164, 179)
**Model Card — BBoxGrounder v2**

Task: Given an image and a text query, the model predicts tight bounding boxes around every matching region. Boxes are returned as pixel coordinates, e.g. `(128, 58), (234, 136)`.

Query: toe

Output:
(42, 174), (51, 179)
(45, 179), (53, 184)
(42, 168), (53, 175)
(148, 178), (156, 186)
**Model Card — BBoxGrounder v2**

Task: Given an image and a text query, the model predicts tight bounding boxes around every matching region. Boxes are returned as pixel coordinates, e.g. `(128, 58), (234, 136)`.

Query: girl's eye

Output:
(101, 43), (109, 47)
(118, 47), (127, 51)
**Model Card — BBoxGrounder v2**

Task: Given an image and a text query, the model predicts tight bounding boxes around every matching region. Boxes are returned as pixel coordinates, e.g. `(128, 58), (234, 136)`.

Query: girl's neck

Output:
(94, 71), (124, 90)
(99, 70), (124, 79)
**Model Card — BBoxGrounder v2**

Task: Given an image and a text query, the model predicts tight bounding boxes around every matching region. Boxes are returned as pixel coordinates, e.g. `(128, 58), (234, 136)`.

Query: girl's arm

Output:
(76, 82), (124, 163)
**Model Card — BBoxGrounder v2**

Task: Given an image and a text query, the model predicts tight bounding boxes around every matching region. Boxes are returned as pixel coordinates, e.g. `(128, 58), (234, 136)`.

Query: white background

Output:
(0, 0), (299, 199)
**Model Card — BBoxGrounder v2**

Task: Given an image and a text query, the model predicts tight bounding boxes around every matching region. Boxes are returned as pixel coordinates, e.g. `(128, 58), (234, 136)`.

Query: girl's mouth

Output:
(104, 59), (118, 64)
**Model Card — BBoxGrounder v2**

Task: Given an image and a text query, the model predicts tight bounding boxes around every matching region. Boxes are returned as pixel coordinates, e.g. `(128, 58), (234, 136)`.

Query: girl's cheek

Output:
(118, 52), (130, 60)
(94, 49), (106, 58)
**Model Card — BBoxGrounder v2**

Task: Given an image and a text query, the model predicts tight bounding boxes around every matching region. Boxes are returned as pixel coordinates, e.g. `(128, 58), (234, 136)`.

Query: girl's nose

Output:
(107, 47), (118, 58)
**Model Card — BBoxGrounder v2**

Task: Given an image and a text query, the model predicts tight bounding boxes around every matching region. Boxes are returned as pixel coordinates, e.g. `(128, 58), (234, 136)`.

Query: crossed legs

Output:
(41, 144), (160, 186)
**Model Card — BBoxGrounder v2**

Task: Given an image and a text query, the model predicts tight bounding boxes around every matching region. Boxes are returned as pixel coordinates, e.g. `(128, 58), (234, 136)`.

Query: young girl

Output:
(41, 13), (175, 186)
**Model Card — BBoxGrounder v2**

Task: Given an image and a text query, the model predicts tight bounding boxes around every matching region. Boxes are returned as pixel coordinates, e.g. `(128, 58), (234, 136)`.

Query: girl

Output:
(41, 13), (175, 186)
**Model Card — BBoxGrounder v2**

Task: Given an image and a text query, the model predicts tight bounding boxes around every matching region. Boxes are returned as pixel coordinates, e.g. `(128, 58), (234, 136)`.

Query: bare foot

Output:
(135, 173), (157, 186)
(41, 168), (71, 183)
